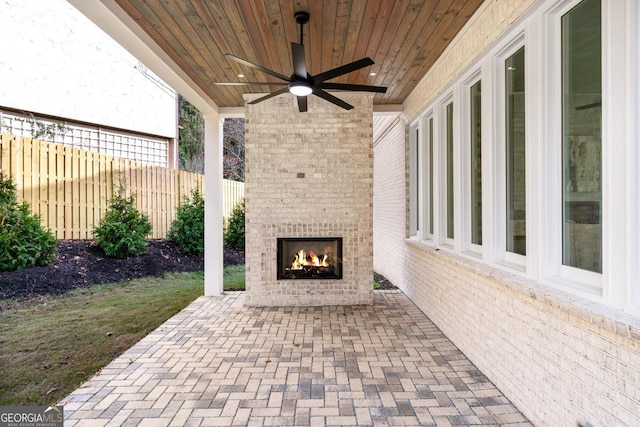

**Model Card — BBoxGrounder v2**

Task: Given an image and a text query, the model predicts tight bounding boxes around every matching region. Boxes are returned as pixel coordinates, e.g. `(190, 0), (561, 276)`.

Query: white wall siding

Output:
(0, 0), (176, 138)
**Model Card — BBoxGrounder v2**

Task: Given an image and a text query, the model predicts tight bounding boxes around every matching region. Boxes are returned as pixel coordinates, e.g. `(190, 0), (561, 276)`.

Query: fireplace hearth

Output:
(277, 237), (342, 280)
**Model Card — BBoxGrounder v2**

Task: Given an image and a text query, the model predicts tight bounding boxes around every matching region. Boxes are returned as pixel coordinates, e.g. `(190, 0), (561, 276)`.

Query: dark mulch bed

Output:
(374, 272), (397, 290)
(0, 240), (243, 301)
(0, 240), (395, 300)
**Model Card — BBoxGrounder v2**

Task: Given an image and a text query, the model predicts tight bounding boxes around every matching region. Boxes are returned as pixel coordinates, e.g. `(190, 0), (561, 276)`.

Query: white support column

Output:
(204, 112), (223, 296)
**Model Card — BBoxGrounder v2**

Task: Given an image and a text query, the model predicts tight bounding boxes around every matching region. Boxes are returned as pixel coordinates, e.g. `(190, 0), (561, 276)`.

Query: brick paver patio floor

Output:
(61, 290), (531, 426)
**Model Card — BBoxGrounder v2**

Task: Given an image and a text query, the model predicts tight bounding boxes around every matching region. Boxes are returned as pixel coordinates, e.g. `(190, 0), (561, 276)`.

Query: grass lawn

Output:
(223, 264), (246, 290)
(0, 266), (246, 406)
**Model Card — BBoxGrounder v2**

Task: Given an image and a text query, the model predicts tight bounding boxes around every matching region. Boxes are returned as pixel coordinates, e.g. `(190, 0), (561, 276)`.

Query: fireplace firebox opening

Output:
(277, 237), (342, 280)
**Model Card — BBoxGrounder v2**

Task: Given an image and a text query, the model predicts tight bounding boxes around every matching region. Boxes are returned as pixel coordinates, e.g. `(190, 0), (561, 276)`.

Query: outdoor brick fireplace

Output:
(244, 93), (374, 306)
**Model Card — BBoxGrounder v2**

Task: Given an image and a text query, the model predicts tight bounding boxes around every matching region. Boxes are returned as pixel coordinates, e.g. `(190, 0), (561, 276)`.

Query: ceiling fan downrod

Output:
(294, 11), (309, 46)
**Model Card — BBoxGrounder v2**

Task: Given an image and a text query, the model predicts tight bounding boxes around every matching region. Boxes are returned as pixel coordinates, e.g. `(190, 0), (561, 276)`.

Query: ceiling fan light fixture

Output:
(288, 81), (313, 96)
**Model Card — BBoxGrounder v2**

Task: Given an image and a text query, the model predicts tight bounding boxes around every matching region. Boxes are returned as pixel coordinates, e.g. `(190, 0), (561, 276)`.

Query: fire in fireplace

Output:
(277, 237), (342, 280)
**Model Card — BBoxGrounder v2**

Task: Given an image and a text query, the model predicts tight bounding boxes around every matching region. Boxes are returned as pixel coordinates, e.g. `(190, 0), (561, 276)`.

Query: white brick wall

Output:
(372, 117), (408, 279)
(245, 93), (374, 306)
(374, 120), (640, 426)
(374, 0), (640, 425)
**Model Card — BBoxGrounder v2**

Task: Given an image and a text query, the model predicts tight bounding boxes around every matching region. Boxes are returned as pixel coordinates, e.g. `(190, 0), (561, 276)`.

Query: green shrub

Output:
(224, 199), (245, 251)
(168, 187), (204, 255)
(0, 173), (56, 272)
(94, 183), (152, 258)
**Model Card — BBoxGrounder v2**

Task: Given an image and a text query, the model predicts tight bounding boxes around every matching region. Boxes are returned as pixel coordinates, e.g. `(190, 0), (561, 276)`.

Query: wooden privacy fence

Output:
(0, 134), (244, 240)
(223, 178), (244, 223)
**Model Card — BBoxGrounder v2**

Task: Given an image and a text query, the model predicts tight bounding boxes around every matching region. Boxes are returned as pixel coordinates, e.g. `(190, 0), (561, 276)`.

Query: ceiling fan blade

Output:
(297, 96), (308, 112)
(214, 82), (289, 86)
(313, 89), (354, 110)
(313, 57), (375, 83)
(319, 82), (387, 93)
(247, 88), (290, 105)
(225, 54), (290, 82)
(291, 42), (307, 79)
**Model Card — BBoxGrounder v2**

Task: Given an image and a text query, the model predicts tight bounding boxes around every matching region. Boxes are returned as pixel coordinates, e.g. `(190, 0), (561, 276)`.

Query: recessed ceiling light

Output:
(238, 73), (245, 78)
(369, 72), (376, 76)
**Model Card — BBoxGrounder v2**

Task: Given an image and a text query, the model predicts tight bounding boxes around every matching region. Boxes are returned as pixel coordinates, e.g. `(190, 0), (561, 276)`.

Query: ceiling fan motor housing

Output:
(294, 11), (310, 25)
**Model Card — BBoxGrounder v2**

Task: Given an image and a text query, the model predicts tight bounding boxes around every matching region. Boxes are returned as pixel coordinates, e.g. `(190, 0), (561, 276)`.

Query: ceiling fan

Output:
(215, 11), (387, 112)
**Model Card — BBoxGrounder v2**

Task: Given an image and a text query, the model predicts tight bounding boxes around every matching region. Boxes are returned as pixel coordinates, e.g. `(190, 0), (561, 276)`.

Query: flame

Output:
(292, 249), (305, 269)
(291, 249), (329, 269)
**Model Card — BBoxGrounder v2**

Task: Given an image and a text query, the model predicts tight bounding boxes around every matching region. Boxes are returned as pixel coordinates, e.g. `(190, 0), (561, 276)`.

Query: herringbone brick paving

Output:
(61, 291), (531, 426)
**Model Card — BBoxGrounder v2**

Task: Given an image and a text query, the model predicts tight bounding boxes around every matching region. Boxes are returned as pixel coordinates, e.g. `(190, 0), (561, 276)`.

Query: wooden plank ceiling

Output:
(113, 0), (484, 108)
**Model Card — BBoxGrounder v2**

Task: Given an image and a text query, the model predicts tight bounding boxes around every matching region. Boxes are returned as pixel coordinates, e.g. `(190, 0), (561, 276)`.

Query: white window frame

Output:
(404, 0), (639, 312)
(540, 0), (637, 305)
(542, 0), (603, 296)
(602, 0), (638, 311)
(461, 70), (483, 256)
(421, 112), (435, 242)
(493, 34), (527, 269)
(633, 0), (640, 313)
(408, 121), (420, 238)
(409, 112), (436, 244)
(439, 94), (456, 248)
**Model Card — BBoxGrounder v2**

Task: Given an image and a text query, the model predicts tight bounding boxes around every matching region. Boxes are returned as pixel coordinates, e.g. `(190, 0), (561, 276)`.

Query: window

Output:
(445, 102), (454, 240)
(470, 81), (482, 246)
(402, 0), (634, 305)
(428, 117), (434, 236)
(505, 47), (526, 256)
(409, 124), (420, 237)
(561, 0), (601, 273)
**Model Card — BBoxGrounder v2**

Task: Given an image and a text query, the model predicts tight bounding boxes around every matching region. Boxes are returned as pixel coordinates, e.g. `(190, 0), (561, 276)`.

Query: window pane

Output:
(446, 102), (454, 239)
(562, 0), (601, 273)
(429, 117), (434, 235)
(470, 81), (482, 245)
(415, 127), (420, 234)
(409, 126), (419, 235)
(506, 47), (526, 255)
